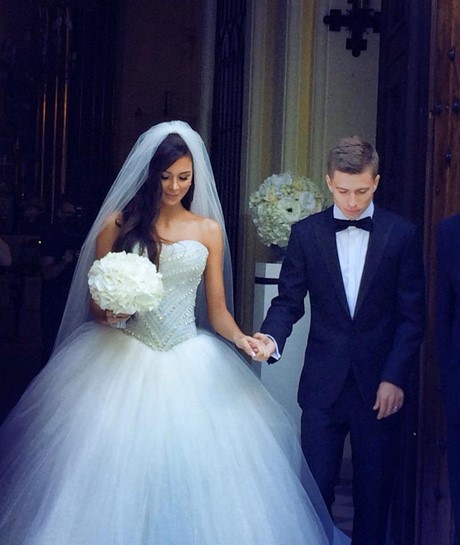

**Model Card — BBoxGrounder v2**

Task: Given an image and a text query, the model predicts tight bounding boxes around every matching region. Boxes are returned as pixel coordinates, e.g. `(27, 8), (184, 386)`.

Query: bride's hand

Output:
(233, 334), (260, 358)
(104, 310), (132, 326)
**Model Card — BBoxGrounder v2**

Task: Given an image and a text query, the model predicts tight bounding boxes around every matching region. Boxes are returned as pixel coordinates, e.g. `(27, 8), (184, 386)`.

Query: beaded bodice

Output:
(123, 240), (208, 351)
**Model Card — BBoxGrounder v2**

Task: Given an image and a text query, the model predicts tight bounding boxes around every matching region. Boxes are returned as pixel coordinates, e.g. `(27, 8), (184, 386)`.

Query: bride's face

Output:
(160, 155), (193, 206)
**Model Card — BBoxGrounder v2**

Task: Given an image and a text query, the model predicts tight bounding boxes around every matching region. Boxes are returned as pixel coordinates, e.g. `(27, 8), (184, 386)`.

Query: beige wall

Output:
(237, 0), (317, 330)
(238, 0), (381, 331)
(310, 0), (381, 185)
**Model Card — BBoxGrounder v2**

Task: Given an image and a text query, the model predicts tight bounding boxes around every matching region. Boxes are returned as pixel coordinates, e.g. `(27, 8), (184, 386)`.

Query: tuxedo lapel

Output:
(354, 207), (394, 317)
(313, 211), (351, 318)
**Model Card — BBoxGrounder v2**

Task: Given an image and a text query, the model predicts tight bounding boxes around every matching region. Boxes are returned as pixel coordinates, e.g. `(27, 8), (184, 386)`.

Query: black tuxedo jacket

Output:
(261, 205), (425, 409)
(436, 213), (460, 422)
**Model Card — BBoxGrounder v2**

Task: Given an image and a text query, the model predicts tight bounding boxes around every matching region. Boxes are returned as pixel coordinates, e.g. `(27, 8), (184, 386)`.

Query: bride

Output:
(0, 121), (349, 545)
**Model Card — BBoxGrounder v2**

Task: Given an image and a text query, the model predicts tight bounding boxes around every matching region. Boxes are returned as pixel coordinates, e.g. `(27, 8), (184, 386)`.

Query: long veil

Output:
(53, 120), (233, 354)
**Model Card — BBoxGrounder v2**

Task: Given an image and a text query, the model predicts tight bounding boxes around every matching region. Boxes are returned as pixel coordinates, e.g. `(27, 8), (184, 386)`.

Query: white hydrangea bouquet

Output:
(249, 172), (327, 247)
(88, 251), (163, 326)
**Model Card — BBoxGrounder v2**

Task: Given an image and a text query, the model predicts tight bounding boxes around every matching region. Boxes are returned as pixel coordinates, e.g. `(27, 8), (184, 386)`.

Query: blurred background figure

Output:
(13, 195), (45, 278)
(16, 195), (45, 236)
(39, 194), (85, 362)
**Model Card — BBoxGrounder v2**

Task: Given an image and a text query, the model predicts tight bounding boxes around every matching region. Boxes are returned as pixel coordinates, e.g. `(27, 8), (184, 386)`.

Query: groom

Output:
(254, 136), (425, 545)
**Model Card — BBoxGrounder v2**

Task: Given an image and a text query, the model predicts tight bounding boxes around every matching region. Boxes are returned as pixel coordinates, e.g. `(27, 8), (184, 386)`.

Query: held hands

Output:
(233, 333), (274, 360)
(373, 381), (404, 420)
(249, 333), (276, 361)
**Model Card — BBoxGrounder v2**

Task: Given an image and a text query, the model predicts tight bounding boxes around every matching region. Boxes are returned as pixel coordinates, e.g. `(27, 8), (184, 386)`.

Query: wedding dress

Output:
(0, 240), (349, 545)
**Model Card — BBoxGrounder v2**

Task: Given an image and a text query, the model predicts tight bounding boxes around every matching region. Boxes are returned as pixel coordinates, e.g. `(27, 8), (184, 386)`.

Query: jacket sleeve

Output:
(380, 224), (425, 387)
(260, 224), (309, 357)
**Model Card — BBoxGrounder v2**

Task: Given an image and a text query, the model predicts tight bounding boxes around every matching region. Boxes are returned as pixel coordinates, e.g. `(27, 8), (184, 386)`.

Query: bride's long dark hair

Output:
(112, 133), (194, 265)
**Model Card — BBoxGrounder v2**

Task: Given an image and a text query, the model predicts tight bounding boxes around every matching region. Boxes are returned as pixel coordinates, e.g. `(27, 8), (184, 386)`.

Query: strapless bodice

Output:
(122, 240), (208, 350)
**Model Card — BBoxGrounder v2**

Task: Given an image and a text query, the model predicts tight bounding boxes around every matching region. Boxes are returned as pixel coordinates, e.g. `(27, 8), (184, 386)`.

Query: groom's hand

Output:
(373, 381), (404, 420)
(251, 333), (276, 361)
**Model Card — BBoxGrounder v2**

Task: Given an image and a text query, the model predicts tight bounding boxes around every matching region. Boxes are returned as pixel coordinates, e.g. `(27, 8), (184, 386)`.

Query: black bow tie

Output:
(334, 216), (373, 232)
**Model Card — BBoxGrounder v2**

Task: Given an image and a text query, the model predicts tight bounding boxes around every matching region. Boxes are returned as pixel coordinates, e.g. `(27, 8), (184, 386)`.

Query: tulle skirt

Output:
(0, 323), (349, 545)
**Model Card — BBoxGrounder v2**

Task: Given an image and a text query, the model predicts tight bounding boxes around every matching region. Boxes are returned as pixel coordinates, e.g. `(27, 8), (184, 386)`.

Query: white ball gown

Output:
(0, 240), (349, 545)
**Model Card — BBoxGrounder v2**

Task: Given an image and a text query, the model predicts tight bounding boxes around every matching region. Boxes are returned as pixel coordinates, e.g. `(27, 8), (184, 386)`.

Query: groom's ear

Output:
(325, 175), (333, 193)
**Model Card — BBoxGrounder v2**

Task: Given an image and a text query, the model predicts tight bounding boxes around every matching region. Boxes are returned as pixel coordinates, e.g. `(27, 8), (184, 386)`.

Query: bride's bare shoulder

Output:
(189, 216), (221, 250)
(192, 215), (221, 236)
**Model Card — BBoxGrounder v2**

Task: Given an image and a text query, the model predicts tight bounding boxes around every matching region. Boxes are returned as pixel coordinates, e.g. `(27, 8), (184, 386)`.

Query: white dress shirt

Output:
(334, 202), (374, 317)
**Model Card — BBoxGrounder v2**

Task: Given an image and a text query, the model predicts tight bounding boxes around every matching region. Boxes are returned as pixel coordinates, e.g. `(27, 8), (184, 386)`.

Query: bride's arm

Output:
(202, 220), (270, 359)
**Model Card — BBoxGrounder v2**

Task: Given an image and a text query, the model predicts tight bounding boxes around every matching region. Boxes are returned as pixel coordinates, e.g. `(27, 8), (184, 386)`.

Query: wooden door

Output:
(418, 1), (460, 544)
(375, 1), (431, 544)
(376, 0), (431, 225)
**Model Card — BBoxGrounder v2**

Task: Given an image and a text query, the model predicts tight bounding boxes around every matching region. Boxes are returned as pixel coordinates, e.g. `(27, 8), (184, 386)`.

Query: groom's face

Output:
(326, 168), (380, 219)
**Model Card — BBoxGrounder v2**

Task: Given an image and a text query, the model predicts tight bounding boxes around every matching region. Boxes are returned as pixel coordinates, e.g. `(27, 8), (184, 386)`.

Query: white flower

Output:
(88, 251), (163, 315)
(249, 172), (327, 247)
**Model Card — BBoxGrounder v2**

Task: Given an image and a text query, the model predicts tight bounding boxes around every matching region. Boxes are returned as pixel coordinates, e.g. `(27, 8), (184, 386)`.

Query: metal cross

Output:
(323, 0), (381, 57)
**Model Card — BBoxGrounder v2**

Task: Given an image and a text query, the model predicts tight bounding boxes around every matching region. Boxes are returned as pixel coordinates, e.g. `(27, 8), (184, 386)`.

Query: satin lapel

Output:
(313, 214), (351, 319)
(354, 208), (395, 317)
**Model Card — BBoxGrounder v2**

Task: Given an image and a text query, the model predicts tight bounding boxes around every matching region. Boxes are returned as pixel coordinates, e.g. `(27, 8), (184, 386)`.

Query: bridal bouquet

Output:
(88, 251), (163, 316)
(249, 172), (326, 247)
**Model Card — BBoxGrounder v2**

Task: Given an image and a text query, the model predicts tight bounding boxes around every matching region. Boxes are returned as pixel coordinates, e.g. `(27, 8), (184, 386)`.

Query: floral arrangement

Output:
(249, 172), (327, 247)
(88, 251), (163, 316)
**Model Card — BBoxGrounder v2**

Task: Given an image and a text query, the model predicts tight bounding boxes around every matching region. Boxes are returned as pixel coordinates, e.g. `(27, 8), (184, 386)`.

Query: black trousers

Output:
(301, 371), (402, 545)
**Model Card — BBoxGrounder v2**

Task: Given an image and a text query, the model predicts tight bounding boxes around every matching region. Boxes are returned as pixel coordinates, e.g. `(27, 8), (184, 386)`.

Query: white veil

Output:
(53, 120), (233, 354)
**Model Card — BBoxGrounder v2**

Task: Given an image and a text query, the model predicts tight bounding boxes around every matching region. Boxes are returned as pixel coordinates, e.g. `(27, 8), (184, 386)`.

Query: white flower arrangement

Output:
(88, 251), (163, 316)
(249, 172), (327, 247)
